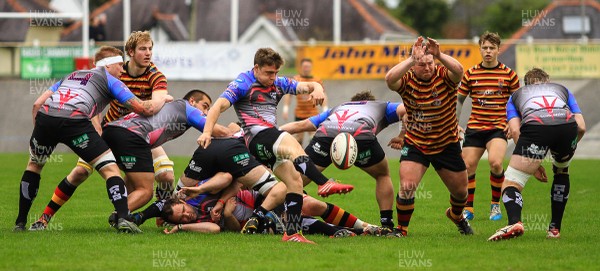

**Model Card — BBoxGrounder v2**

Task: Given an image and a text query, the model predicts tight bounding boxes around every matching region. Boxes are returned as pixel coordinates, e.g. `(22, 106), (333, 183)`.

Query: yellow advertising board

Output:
(297, 44), (481, 80)
(516, 44), (600, 78)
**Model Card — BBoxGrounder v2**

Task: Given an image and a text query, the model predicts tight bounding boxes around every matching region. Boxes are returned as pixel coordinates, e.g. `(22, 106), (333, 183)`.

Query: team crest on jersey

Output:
(71, 134), (89, 149)
(255, 144), (273, 161)
(120, 156), (137, 169)
(188, 160), (202, 173)
(233, 153), (250, 166)
(400, 146), (409, 157)
(312, 142), (328, 157)
(356, 149), (372, 165)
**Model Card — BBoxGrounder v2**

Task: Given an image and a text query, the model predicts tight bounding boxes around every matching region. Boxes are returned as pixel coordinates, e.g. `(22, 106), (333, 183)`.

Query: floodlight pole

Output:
(231, 0), (239, 44)
(83, 0), (89, 57)
(333, 0), (341, 45)
(124, 0), (131, 44)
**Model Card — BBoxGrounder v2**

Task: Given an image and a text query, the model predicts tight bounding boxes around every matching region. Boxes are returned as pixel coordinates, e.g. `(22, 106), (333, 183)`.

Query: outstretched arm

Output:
(197, 98), (231, 148)
(32, 90), (54, 125)
(385, 36), (425, 91)
(279, 119), (317, 134)
(122, 95), (173, 116)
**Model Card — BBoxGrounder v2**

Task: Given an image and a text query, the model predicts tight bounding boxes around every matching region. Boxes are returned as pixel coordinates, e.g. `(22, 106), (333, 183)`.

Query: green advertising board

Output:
(21, 47), (96, 79)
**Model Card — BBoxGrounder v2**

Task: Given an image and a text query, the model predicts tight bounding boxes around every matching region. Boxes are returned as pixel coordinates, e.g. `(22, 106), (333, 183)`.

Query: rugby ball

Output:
(330, 133), (358, 170)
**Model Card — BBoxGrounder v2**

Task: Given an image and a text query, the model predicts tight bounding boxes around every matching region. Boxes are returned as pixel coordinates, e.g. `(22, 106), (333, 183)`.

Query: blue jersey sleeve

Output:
(308, 110), (331, 127)
(275, 77), (298, 95)
(49, 80), (62, 92)
(506, 96), (520, 121)
(220, 72), (253, 105)
(566, 89), (582, 114)
(106, 71), (135, 104)
(385, 102), (401, 124)
(185, 102), (207, 131)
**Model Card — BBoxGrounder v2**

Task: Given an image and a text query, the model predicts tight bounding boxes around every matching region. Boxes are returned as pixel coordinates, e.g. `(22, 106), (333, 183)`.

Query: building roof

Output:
(499, 0), (600, 68)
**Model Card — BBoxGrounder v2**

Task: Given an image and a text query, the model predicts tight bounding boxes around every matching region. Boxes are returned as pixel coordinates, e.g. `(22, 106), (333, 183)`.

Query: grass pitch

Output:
(1, 153), (599, 270)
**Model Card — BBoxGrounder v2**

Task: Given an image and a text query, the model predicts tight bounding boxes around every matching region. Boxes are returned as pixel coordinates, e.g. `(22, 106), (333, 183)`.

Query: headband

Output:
(95, 55), (123, 67)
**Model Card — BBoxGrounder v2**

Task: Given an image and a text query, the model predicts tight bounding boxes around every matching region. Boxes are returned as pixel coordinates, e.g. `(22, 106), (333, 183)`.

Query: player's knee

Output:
(552, 160), (570, 175)
(251, 171), (277, 196)
(489, 161), (504, 173)
(68, 167), (90, 186)
(153, 156), (174, 179)
(504, 166), (530, 189)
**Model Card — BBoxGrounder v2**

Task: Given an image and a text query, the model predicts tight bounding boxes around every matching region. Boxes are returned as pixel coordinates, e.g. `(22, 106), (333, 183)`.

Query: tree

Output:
(478, 0), (551, 39)
(390, 0), (451, 38)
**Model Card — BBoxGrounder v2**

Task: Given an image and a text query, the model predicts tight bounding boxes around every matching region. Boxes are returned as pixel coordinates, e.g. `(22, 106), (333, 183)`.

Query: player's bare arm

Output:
(32, 90), (53, 125)
(279, 119), (317, 134)
(385, 36), (424, 91)
(198, 97), (231, 148)
(574, 114), (586, 142)
(426, 37), (464, 83)
(507, 117), (521, 143)
(123, 95), (173, 116)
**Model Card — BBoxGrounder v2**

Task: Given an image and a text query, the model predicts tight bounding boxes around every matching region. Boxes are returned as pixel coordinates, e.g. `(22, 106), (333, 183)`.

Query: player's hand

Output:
(425, 37), (441, 58)
(504, 126), (512, 139)
(458, 125), (465, 141)
(223, 198), (236, 215)
(308, 89), (325, 107)
(197, 133), (212, 148)
(388, 136), (405, 150)
(163, 94), (174, 103)
(179, 187), (201, 201)
(163, 224), (180, 234)
(210, 201), (223, 223)
(534, 165), (548, 182)
(411, 36), (425, 62)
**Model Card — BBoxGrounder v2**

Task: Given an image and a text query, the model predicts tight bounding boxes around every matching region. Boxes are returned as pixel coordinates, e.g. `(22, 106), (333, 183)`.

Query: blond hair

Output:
(125, 31), (153, 57)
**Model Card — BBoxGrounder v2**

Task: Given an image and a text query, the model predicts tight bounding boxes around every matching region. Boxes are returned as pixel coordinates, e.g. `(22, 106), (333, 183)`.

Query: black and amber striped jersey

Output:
(392, 65), (460, 155)
(103, 62), (168, 123)
(458, 62), (519, 131)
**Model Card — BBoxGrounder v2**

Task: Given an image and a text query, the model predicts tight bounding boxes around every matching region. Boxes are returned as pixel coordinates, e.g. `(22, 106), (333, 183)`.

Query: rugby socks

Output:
(42, 177), (78, 221)
(549, 166), (570, 230)
(502, 186), (523, 225)
(304, 218), (338, 236)
(133, 199), (167, 225)
(320, 202), (362, 229)
(293, 155), (329, 185)
(465, 174), (476, 213)
(490, 171), (504, 204)
(380, 210), (395, 229)
(449, 195), (467, 221)
(16, 170), (41, 225)
(106, 176), (129, 219)
(284, 193), (304, 235)
(395, 195), (414, 231)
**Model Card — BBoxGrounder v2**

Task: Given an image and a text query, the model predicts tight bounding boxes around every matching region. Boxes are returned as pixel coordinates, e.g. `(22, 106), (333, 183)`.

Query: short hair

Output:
(125, 31), (153, 57)
(183, 89), (212, 104)
(351, 90), (376, 101)
(300, 58), (312, 65)
(254, 48), (284, 68)
(94, 46), (124, 63)
(479, 31), (501, 47)
(524, 67), (549, 85)
(161, 198), (182, 223)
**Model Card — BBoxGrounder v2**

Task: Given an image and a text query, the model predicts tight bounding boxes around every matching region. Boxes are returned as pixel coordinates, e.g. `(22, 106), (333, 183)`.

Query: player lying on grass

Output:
(30, 90), (232, 231)
(488, 68), (586, 241)
(127, 134), (381, 239)
(159, 189), (376, 238)
(15, 46), (173, 233)
(280, 90), (406, 232)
